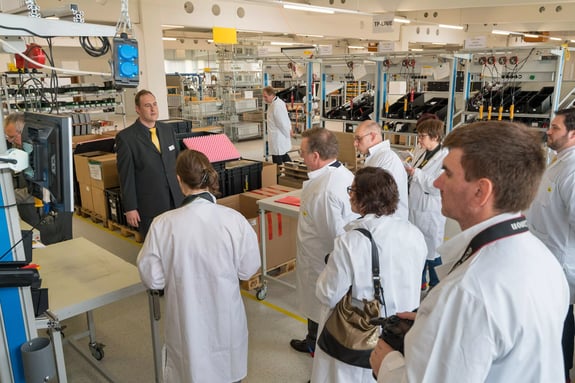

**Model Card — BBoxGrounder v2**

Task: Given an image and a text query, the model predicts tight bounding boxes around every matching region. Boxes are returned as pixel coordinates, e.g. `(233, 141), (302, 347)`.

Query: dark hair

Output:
(176, 150), (220, 196)
(555, 108), (575, 132)
(301, 127), (338, 160)
(417, 119), (444, 141)
(443, 121), (545, 212)
(135, 89), (154, 107)
(416, 113), (439, 127)
(353, 167), (398, 216)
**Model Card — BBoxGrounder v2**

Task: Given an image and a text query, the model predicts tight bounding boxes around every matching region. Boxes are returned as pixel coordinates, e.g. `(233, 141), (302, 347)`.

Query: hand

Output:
(125, 210), (140, 228)
(397, 311), (417, 321)
(370, 338), (396, 378)
(404, 163), (415, 176)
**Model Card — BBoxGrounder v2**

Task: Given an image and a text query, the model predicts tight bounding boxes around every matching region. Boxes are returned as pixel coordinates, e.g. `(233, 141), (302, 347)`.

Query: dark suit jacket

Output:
(116, 119), (184, 230)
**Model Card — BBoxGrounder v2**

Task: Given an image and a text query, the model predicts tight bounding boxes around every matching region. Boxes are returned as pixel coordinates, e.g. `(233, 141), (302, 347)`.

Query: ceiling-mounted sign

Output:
(377, 41), (395, 52)
(464, 36), (487, 49)
(372, 13), (394, 33)
(318, 45), (333, 56)
(213, 27), (237, 44)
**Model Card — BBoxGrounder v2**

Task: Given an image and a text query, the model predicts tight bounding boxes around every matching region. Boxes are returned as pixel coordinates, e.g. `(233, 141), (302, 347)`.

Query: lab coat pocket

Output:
(539, 180), (556, 207)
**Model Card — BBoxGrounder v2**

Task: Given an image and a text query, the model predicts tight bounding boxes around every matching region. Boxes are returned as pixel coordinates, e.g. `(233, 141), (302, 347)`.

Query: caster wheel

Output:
(89, 342), (105, 360)
(256, 286), (267, 301)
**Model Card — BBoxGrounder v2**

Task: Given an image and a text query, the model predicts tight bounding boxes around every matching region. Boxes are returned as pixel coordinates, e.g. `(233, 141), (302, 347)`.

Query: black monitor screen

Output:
(21, 112), (73, 213)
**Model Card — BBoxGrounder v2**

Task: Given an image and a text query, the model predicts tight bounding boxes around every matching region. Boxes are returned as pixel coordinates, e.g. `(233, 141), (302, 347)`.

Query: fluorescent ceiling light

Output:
(161, 24), (184, 29)
(393, 17), (410, 24)
(523, 33), (539, 38)
(271, 41), (297, 46)
(410, 48), (424, 51)
(571, 40), (575, 43)
(281, 1), (369, 15)
(549, 37), (562, 41)
(162, 37), (177, 41)
(297, 34), (325, 38)
(348, 45), (365, 49)
(492, 30), (512, 35)
(283, 3), (334, 14)
(432, 42), (446, 45)
(45, 16), (60, 20)
(439, 24), (464, 30)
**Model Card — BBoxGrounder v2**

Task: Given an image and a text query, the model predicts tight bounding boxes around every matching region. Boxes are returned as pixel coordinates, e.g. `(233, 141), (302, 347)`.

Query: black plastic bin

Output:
(105, 187), (127, 226)
(224, 160), (263, 197)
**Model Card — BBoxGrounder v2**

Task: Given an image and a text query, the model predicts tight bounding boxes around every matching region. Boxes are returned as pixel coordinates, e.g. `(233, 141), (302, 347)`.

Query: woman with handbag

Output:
(311, 167), (427, 383)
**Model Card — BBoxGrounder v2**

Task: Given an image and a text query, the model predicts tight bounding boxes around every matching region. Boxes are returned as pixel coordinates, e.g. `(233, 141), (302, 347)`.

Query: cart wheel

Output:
(89, 342), (105, 361)
(256, 285), (267, 301)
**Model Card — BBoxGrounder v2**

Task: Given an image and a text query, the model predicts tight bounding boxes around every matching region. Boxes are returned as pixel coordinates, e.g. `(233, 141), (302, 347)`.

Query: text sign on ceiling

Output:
(372, 13), (395, 33)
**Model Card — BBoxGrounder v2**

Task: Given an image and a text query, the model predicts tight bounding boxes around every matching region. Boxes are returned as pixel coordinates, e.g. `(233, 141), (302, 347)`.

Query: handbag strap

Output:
(354, 228), (384, 309)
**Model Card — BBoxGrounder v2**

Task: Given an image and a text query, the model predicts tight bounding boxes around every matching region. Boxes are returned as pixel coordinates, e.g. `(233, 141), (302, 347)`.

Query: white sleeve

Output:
(236, 216), (262, 280)
(137, 223), (165, 290)
(378, 351), (408, 383)
(316, 234), (354, 308)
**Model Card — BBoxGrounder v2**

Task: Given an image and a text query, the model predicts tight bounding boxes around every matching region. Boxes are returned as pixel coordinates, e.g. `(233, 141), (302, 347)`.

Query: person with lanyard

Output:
(290, 127), (359, 365)
(405, 118), (449, 291)
(262, 85), (293, 165)
(370, 121), (569, 383)
(137, 149), (261, 383)
(526, 107), (575, 383)
(311, 167), (427, 383)
(354, 120), (408, 220)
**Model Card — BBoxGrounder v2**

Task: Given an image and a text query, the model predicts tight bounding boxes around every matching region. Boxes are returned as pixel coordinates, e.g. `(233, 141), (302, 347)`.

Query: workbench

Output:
(32, 237), (158, 383)
(256, 189), (301, 298)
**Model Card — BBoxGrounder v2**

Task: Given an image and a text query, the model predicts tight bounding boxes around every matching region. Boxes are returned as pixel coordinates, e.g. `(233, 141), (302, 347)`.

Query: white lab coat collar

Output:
(557, 145), (575, 161)
(368, 140), (390, 156)
(307, 159), (339, 180)
(438, 212), (522, 267)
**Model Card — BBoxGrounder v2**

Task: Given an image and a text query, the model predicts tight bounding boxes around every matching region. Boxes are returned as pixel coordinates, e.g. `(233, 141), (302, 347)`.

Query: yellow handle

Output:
(487, 105), (492, 120)
(479, 105), (484, 120)
(403, 98), (408, 112)
(497, 105), (503, 121)
(509, 104), (515, 120)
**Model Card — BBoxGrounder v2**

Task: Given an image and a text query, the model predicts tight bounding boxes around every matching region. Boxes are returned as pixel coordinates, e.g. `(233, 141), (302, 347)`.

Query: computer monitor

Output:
(21, 112), (73, 213)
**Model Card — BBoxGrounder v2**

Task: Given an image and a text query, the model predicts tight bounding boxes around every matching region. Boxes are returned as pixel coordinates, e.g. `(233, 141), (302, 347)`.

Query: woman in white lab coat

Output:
(406, 119), (448, 290)
(311, 167), (427, 383)
(137, 150), (261, 383)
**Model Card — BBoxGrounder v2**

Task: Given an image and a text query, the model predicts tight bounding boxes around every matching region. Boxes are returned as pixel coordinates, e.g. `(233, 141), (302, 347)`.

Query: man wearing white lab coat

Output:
(291, 127), (358, 357)
(527, 107), (575, 382)
(370, 121), (569, 383)
(263, 86), (292, 164)
(137, 150), (261, 383)
(354, 120), (408, 220)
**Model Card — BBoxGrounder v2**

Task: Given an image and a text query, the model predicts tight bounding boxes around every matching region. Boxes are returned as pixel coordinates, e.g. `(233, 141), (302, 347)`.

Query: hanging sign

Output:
(372, 13), (394, 33)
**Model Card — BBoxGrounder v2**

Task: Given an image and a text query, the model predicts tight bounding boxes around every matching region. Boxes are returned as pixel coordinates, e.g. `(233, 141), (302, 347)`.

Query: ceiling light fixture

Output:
(523, 33), (539, 38)
(492, 30), (512, 35)
(393, 17), (411, 24)
(162, 37), (177, 41)
(439, 24), (464, 30)
(283, 3), (334, 14)
(410, 48), (424, 51)
(348, 45), (365, 49)
(161, 24), (185, 29)
(280, 1), (370, 15)
(431, 42), (447, 45)
(549, 36), (562, 41)
(296, 34), (325, 38)
(271, 41), (298, 46)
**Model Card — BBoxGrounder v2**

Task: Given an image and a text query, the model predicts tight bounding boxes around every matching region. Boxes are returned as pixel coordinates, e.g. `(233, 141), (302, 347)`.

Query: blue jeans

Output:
(422, 257), (443, 287)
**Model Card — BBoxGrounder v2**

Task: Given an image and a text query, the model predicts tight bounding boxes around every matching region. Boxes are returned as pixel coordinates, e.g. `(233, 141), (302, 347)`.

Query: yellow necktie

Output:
(150, 127), (161, 152)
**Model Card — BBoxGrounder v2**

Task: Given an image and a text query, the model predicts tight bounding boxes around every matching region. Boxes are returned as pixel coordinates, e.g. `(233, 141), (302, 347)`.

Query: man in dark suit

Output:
(116, 89), (184, 237)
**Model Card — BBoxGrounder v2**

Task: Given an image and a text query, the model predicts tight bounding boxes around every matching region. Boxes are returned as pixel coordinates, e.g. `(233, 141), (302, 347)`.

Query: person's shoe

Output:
(421, 282), (428, 291)
(290, 339), (314, 356)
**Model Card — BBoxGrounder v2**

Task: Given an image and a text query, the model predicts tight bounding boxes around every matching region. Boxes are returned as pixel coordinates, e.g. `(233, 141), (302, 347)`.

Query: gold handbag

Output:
(317, 228), (384, 369)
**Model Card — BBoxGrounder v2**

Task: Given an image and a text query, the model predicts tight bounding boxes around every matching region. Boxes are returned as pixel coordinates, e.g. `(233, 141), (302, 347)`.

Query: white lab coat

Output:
(364, 141), (409, 220)
(296, 162), (358, 322)
(312, 214), (427, 383)
(527, 145), (575, 302)
(377, 213), (569, 383)
(137, 196), (261, 383)
(408, 147), (448, 260)
(267, 96), (292, 155)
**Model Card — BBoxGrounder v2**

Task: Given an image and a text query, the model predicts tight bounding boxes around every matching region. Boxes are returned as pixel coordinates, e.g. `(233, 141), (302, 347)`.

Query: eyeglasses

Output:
(346, 186), (356, 195)
(353, 132), (371, 142)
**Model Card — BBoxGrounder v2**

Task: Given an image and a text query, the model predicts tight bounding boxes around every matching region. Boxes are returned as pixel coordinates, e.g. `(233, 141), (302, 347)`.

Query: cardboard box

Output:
(74, 151), (110, 185)
(261, 162), (277, 188)
(78, 182), (94, 211)
(219, 185), (297, 271)
(88, 153), (119, 190)
(333, 131), (358, 171)
(91, 186), (108, 219)
(278, 176), (304, 189)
